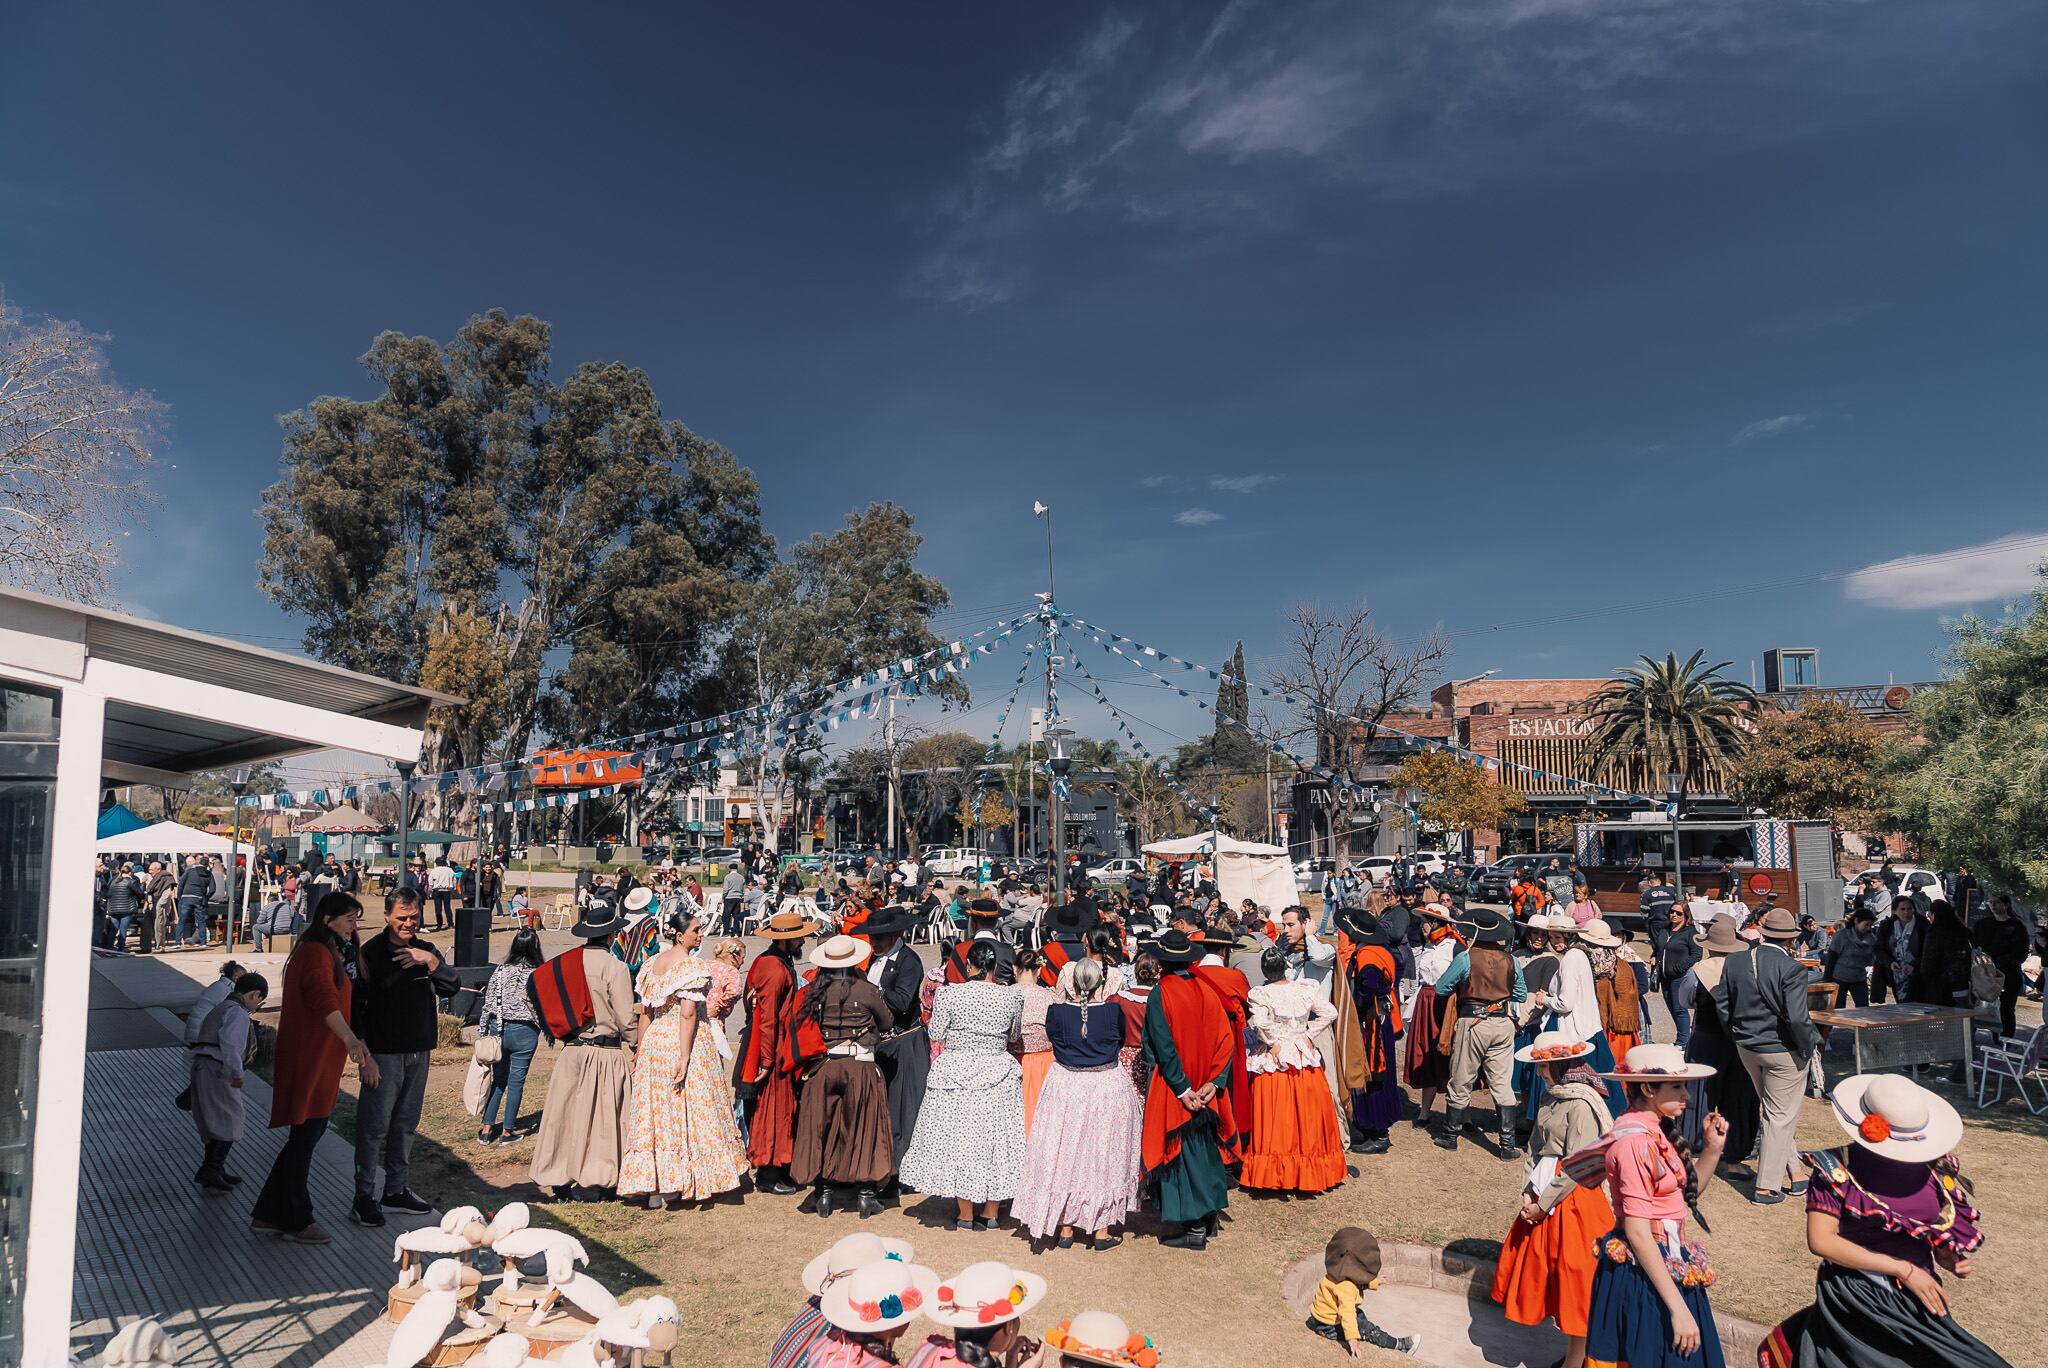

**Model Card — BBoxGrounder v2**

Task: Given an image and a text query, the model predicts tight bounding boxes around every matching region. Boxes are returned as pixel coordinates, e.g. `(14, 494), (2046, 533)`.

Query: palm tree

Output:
(1585, 650), (1759, 794)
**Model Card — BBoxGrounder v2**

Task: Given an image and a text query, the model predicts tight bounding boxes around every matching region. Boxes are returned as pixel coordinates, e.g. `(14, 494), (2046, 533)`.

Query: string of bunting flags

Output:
(1068, 625), (1370, 807)
(254, 614), (1036, 812)
(1059, 611), (1647, 803)
(982, 641), (1041, 767)
(1064, 654), (1218, 822)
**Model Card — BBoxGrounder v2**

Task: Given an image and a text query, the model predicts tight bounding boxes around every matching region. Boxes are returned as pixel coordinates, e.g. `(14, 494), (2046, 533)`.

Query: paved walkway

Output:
(71, 959), (423, 1368)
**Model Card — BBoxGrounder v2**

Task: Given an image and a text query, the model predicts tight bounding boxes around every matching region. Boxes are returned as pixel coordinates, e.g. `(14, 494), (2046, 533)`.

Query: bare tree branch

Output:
(0, 293), (160, 603)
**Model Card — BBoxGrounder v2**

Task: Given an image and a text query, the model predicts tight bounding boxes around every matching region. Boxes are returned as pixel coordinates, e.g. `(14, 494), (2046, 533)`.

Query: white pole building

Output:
(0, 587), (456, 1368)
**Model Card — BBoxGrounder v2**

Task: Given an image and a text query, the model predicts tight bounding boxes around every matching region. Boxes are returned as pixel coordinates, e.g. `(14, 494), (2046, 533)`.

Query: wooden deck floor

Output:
(70, 1044), (419, 1367)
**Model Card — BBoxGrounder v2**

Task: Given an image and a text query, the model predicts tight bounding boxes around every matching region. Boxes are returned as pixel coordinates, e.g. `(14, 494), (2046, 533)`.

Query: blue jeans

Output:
(176, 895), (206, 945)
(1663, 969), (1697, 1052)
(109, 914), (133, 948)
(355, 1049), (431, 1198)
(482, 1022), (540, 1131)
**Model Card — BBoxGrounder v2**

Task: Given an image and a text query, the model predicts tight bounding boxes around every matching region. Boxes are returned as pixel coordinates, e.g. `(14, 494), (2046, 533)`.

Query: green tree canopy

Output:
(259, 311), (771, 826)
(1390, 748), (1526, 844)
(1726, 699), (1892, 828)
(1889, 575), (2048, 902)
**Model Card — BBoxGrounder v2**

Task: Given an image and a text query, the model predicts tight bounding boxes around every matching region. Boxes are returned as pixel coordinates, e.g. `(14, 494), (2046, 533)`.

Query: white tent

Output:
(1141, 830), (1296, 912)
(94, 819), (236, 855)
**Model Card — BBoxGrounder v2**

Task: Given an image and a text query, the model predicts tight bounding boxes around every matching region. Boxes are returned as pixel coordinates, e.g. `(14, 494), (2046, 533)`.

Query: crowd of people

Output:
(182, 841), (2030, 1367)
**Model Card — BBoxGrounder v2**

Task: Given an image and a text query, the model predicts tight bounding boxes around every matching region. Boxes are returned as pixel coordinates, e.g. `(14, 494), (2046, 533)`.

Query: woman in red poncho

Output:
(251, 891), (379, 1245)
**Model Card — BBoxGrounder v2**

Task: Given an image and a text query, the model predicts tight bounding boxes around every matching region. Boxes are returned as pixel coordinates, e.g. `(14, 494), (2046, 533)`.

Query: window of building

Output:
(0, 680), (59, 1362)
(705, 797), (725, 825)
(1784, 651), (1817, 687)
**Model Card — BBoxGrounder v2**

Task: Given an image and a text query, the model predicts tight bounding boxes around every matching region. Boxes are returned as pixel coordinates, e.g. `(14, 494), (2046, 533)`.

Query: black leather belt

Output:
(572, 1035), (624, 1049)
(1458, 1000), (1510, 1019)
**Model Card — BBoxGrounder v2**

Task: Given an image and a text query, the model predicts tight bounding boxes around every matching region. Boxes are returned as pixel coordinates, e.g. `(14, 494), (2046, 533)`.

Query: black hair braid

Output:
(965, 939), (999, 976)
(1628, 1083), (1704, 1205)
(950, 1329), (1002, 1367)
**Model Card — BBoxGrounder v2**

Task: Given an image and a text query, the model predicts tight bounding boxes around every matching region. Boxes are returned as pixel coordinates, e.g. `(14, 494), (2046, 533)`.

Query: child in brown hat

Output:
(1306, 1227), (1420, 1356)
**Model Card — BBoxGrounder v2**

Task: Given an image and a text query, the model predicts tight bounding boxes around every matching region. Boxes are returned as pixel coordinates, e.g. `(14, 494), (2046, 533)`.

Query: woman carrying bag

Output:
(474, 929), (545, 1144)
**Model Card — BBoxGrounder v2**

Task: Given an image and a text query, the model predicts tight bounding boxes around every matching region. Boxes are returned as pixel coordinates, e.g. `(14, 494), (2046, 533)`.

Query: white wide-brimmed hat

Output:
(802, 1232), (916, 1296)
(810, 934), (872, 972)
(1829, 1074), (1963, 1162)
(1514, 1031), (1595, 1065)
(1600, 1042), (1715, 1082)
(1576, 918), (1623, 948)
(1044, 1310), (1163, 1366)
(1531, 912), (1575, 932)
(926, 1260), (1048, 1330)
(622, 886), (654, 913)
(818, 1258), (939, 1334)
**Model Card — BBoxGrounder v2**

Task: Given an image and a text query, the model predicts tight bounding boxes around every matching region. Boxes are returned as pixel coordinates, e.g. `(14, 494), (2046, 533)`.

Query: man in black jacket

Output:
(863, 905), (928, 1201)
(349, 887), (458, 1227)
(1713, 907), (1820, 1205)
(1971, 894), (2029, 1038)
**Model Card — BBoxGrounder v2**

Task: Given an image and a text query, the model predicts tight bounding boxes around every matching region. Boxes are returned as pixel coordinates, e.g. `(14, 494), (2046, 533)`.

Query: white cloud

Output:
(1208, 473), (1280, 492)
(1140, 474), (1175, 488)
(1842, 533), (2048, 610)
(1731, 413), (1816, 444)
(914, 1), (2029, 307)
(1173, 507), (1224, 526)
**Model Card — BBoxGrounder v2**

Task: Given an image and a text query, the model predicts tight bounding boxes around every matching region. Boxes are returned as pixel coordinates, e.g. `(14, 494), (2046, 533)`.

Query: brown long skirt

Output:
(790, 1056), (895, 1187)
(530, 1044), (632, 1189)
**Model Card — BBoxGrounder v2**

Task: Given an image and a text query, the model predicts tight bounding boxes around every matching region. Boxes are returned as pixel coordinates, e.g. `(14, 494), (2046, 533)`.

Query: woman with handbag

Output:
(476, 929), (545, 1144)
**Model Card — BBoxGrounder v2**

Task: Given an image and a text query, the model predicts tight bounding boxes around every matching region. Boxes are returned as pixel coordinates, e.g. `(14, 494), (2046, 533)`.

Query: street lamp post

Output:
(1047, 726), (1073, 905)
(396, 759), (417, 897)
(1666, 769), (1687, 905)
(227, 769), (248, 948)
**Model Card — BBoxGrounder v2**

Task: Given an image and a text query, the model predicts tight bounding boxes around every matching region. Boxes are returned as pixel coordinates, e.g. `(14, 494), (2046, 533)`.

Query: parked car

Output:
(1293, 857), (1336, 893)
(1086, 857), (1145, 883)
(1842, 865), (1944, 914)
(924, 847), (992, 878)
(995, 855), (1045, 883)
(1466, 852), (1577, 906)
(695, 846), (741, 869)
(778, 852), (823, 873)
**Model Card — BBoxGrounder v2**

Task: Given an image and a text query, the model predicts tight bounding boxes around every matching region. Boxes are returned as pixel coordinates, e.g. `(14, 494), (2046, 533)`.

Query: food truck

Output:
(1574, 812), (1841, 929)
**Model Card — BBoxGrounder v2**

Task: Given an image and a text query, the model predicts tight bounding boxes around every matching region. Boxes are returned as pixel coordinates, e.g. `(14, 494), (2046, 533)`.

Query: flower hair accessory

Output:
(1858, 1114), (1891, 1144)
(850, 1288), (921, 1323)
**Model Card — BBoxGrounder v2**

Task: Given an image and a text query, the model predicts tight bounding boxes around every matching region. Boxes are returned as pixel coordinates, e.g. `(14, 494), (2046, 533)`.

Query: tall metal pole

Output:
(396, 759), (416, 905)
(884, 692), (898, 852)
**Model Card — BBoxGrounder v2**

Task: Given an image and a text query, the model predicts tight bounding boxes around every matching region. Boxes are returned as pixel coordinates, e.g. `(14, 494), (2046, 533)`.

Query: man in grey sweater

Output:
(1712, 906), (1820, 1205)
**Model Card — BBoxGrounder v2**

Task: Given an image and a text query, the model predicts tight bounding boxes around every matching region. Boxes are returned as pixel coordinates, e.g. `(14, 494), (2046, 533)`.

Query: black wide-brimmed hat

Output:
(862, 905), (914, 938)
(966, 897), (1005, 919)
(572, 905), (625, 939)
(1046, 900), (1091, 936)
(1466, 907), (1512, 946)
(1149, 928), (1204, 966)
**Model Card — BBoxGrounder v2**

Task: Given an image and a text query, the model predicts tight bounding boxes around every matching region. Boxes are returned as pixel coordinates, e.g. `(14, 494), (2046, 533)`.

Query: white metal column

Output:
(22, 680), (104, 1368)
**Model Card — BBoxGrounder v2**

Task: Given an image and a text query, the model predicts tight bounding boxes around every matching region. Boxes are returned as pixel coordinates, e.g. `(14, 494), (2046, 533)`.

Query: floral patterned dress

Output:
(618, 954), (748, 1200)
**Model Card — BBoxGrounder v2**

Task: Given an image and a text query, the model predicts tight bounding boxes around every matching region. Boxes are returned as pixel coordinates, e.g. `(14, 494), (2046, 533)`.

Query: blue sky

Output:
(5, 2), (2046, 774)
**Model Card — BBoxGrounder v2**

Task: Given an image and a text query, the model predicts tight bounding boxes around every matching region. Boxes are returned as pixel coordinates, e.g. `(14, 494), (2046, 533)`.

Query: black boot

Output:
(215, 1139), (242, 1185)
(1353, 1307), (1420, 1354)
(1496, 1108), (1521, 1161)
(759, 1166), (800, 1197)
(195, 1141), (234, 1193)
(814, 1185), (836, 1219)
(1434, 1105), (1464, 1151)
(1160, 1225), (1209, 1250)
(856, 1187), (882, 1219)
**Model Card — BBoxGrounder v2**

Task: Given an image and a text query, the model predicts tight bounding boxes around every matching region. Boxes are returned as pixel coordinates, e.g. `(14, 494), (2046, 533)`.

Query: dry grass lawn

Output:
(321, 1022), (2044, 1368)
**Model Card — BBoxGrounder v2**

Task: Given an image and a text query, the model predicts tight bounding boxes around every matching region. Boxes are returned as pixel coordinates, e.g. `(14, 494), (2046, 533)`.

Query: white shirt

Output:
(184, 976), (238, 1045)
(1281, 934), (1338, 1003)
(1547, 947), (1604, 1044)
(866, 943), (903, 988)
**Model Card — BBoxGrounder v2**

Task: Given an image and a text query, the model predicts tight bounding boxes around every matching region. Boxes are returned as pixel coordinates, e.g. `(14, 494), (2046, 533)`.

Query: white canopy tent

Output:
(1141, 830), (1296, 913)
(94, 818), (235, 855)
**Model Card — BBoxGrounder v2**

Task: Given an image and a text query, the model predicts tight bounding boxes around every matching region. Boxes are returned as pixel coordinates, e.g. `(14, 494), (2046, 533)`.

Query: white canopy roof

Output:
(94, 819), (238, 855)
(1141, 830), (1288, 858)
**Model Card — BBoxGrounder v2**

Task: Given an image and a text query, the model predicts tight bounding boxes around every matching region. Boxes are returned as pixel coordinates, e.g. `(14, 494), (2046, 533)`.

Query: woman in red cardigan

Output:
(250, 891), (380, 1245)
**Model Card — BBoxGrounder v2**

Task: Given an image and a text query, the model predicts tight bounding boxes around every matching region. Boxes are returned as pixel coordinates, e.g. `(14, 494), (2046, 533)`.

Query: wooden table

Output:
(1809, 1003), (1979, 1092)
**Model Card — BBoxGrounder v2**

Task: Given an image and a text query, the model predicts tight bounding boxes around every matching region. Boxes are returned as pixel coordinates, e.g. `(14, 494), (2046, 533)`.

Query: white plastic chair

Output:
(1974, 1024), (2047, 1112)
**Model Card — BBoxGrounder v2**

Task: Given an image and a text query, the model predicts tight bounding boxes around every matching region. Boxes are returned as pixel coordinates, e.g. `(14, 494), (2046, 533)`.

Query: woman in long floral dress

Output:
(619, 911), (748, 1207)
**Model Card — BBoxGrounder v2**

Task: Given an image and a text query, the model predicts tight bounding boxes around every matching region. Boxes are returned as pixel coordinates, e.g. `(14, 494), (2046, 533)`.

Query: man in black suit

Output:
(946, 898), (1018, 985)
(1038, 897), (1093, 987)
(862, 905), (929, 1196)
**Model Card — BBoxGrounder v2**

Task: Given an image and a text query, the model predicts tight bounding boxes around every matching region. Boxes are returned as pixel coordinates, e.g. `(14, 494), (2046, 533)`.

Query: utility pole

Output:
(884, 691), (899, 853)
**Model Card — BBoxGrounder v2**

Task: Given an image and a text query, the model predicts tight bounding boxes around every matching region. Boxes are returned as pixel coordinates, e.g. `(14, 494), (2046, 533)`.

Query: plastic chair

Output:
(1974, 1024), (2047, 1112)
